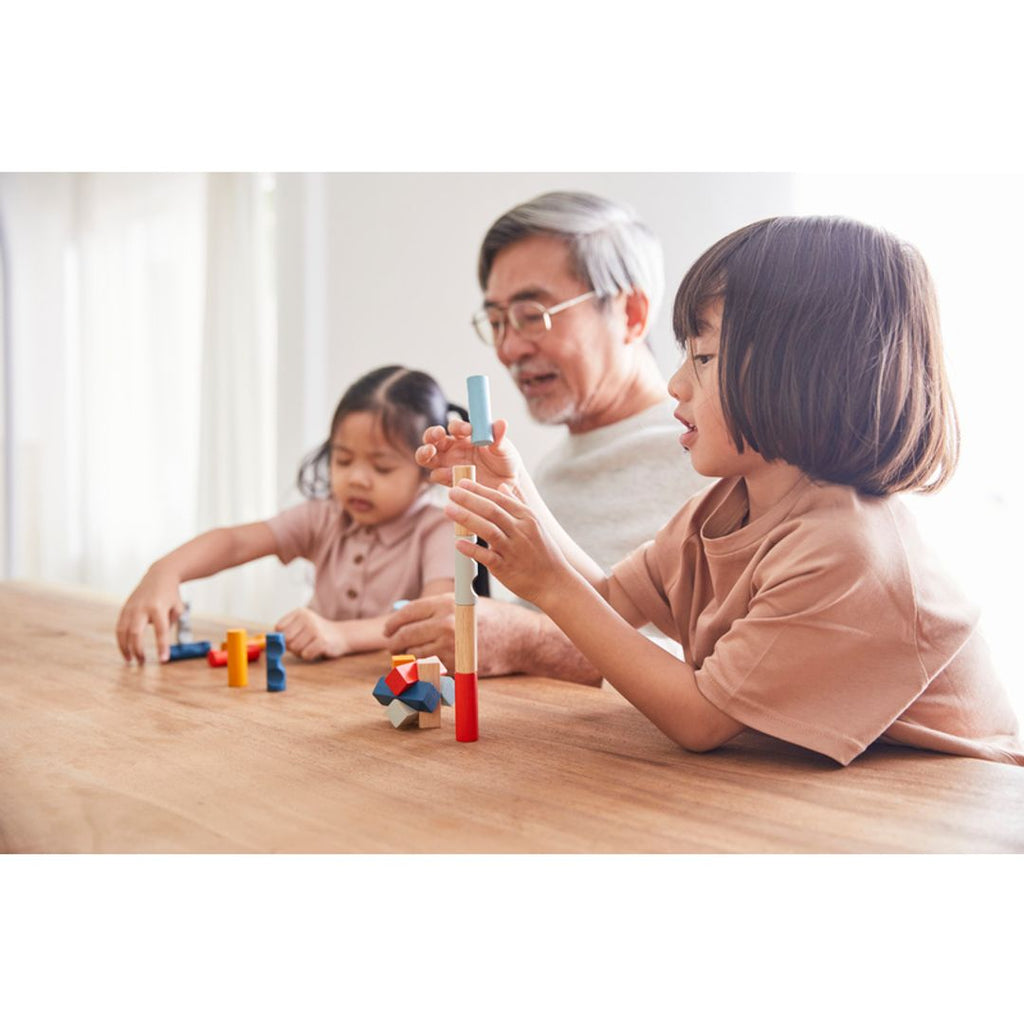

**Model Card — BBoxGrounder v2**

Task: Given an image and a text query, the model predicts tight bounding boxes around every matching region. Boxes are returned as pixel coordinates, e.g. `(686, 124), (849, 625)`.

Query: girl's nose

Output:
(349, 463), (372, 486)
(668, 360), (690, 401)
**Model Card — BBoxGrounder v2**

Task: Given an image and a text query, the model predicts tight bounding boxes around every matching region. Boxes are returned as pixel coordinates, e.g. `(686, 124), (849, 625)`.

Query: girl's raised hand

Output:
(446, 477), (574, 609)
(416, 417), (521, 490)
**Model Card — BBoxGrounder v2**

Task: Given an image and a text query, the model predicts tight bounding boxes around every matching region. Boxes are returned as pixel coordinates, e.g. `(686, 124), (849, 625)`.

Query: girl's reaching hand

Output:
(115, 567), (184, 664)
(416, 417), (521, 490)
(446, 477), (575, 609)
(275, 607), (350, 660)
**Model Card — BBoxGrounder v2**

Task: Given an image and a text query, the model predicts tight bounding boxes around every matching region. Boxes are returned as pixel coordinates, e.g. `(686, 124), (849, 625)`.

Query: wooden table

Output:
(2, 581), (1022, 853)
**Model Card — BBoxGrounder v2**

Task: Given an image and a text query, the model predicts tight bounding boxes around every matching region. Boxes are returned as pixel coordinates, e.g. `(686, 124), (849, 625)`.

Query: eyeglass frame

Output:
(471, 290), (598, 347)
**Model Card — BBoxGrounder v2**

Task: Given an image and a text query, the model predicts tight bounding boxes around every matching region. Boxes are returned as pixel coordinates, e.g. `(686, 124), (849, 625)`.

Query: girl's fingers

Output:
(489, 418), (508, 448)
(447, 482), (524, 548)
(453, 477), (526, 518)
(415, 442), (438, 468)
(456, 537), (501, 569)
(153, 612), (171, 663)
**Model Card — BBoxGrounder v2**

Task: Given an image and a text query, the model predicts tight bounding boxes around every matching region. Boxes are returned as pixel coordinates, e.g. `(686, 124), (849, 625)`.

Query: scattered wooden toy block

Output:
(176, 601), (193, 644)
(439, 676), (455, 707)
(207, 644), (262, 667)
(387, 701), (420, 730)
(399, 681), (441, 713)
(385, 660), (418, 697)
(415, 656), (444, 728)
(168, 641), (211, 661)
(373, 676), (397, 705)
(390, 653), (416, 667)
(220, 634), (266, 652)
(265, 631), (286, 692)
(418, 707), (441, 729)
(227, 629), (249, 688)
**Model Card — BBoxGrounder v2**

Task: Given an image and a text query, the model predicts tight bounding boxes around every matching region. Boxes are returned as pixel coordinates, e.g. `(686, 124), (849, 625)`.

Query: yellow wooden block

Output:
(390, 654), (416, 667)
(226, 629), (249, 688)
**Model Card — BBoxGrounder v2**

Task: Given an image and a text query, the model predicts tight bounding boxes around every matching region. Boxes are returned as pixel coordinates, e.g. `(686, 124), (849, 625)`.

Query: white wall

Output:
(274, 172), (795, 490)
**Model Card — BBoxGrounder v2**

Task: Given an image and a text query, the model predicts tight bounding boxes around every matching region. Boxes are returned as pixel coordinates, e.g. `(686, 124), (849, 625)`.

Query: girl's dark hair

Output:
(673, 215), (959, 496)
(298, 365), (467, 498)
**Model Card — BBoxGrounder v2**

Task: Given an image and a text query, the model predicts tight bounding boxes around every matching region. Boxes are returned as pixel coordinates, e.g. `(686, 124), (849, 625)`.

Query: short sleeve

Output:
(266, 501), (325, 565)
(695, 542), (936, 765)
(608, 541), (681, 640)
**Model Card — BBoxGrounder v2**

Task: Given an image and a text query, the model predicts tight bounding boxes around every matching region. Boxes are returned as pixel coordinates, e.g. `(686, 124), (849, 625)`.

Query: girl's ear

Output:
(623, 290), (650, 344)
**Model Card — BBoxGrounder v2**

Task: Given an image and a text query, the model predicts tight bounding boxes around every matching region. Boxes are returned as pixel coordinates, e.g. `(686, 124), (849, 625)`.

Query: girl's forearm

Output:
(333, 615), (391, 656)
(150, 523), (277, 584)
(535, 572), (741, 752)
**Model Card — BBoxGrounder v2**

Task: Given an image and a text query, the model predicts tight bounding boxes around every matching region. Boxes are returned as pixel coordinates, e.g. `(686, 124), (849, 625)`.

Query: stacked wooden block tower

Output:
(371, 373), (493, 740)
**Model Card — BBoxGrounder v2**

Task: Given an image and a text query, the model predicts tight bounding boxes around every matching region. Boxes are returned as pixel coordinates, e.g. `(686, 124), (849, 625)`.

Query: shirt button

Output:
(347, 588), (358, 599)
(353, 554), (364, 565)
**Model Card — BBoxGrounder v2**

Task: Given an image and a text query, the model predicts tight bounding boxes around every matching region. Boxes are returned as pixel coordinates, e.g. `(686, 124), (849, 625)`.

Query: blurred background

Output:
(1, 171), (1020, 714)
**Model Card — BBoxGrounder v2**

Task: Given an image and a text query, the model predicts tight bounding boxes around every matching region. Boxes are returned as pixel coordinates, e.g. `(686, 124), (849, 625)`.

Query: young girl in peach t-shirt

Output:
(116, 366), (459, 664)
(423, 216), (1023, 766)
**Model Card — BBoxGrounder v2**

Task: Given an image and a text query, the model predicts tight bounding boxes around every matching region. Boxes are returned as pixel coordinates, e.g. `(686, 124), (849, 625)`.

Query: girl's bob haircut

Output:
(673, 215), (959, 496)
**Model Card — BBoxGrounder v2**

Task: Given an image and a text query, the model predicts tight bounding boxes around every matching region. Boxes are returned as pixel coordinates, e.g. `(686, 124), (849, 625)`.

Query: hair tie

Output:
(446, 401), (469, 422)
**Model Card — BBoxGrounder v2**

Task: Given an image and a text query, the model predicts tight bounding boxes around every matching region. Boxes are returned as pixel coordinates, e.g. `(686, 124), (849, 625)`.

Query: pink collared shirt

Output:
(266, 490), (453, 621)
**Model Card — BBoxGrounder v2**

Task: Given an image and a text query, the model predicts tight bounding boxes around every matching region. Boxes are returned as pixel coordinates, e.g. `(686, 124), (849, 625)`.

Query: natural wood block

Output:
(453, 465), (476, 538)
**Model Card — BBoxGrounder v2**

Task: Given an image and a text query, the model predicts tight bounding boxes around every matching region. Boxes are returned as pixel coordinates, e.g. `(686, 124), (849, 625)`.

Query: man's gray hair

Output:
(478, 191), (664, 331)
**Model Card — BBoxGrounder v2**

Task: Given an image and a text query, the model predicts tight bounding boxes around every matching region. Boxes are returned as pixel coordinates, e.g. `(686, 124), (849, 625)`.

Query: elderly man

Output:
(384, 191), (705, 683)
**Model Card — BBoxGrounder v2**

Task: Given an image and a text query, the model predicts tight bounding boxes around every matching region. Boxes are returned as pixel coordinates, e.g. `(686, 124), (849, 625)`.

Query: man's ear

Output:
(623, 290), (650, 344)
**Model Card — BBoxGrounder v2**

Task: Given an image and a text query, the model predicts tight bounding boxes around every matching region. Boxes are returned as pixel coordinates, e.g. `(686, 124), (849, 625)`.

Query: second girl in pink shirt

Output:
(116, 365), (460, 663)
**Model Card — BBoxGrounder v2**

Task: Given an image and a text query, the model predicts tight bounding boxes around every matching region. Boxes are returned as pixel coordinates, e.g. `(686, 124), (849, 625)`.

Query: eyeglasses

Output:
(471, 290), (597, 347)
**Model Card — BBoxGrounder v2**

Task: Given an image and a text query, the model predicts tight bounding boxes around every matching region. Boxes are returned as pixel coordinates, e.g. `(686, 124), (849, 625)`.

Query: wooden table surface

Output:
(2, 580), (1022, 853)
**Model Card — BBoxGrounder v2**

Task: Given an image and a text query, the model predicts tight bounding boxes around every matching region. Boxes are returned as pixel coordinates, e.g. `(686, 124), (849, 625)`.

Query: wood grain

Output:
(1, 580), (1022, 853)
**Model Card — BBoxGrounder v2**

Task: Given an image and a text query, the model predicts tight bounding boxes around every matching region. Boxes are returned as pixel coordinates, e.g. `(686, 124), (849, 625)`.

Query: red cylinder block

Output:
(207, 644), (262, 667)
(454, 671), (479, 742)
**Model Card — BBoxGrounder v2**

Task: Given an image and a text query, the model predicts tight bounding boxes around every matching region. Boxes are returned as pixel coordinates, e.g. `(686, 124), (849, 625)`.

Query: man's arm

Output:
(383, 595), (604, 685)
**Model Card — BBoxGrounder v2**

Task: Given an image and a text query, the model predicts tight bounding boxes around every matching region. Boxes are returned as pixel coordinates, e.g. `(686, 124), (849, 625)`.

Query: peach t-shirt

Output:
(610, 475), (1023, 766)
(267, 490), (453, 620)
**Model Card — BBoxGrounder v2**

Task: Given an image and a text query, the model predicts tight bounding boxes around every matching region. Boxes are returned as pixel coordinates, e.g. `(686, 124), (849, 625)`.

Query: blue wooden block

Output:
(372, 676), (396, 705)
(440, 676), (455, 707)
(467, 374), (494, 446)
(399, 680), (441, 713)
(168, 641), (211, 661)
(266, 631), (286, 691)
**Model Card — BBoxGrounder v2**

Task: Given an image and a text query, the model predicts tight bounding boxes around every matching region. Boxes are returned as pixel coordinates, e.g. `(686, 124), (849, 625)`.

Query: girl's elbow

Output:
(675, 733), (726, 754)
(671, 718), (744, 754)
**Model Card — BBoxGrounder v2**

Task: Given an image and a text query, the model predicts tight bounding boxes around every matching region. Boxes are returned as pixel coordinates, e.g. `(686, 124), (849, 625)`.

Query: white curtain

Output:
(0, 172), (301, 629)
(187, 173), (287, 624)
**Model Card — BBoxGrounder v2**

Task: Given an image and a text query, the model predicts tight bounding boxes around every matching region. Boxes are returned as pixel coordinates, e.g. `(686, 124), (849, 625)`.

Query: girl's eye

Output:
(694, 354), (714, 366)
(374, 466), (395, 475)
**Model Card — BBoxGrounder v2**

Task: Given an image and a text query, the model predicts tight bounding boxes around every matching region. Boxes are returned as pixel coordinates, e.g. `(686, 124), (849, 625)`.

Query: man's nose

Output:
(496, 322), (537, 363)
